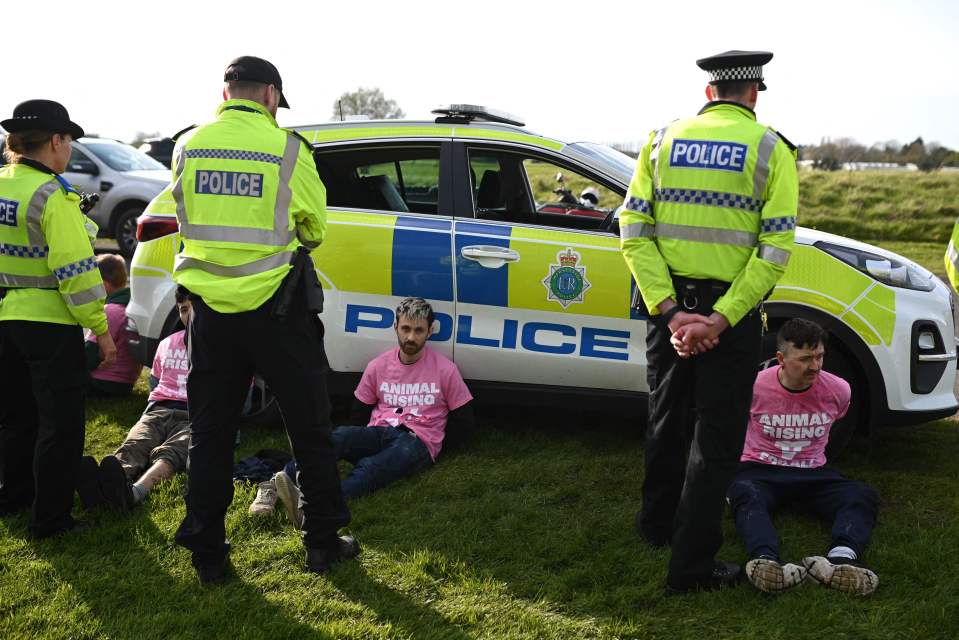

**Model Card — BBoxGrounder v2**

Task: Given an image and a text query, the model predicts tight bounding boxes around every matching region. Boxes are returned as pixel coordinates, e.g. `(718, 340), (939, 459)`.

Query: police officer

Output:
(171, 56), (355, 583)
(0, 100), (117, 537)
(620, 51), (798, 594)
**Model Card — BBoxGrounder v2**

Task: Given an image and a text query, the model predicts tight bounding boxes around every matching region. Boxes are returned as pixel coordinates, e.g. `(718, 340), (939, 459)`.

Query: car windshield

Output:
(82, 140), (166, 172)
(566, 142), (636, 184)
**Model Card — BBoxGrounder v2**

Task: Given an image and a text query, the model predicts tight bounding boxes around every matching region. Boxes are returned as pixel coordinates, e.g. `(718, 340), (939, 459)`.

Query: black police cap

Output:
(696, 50), (773, 91)
(223, 56), (290, 109)
(1, 99), (85, 139)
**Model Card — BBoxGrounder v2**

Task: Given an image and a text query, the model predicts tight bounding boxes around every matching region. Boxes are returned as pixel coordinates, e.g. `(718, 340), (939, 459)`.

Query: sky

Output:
(4, 0), (958, 150)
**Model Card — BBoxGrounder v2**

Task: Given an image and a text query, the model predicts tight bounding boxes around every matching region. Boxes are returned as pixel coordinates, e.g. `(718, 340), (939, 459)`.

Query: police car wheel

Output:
(759, 328), (865, 461)
(113, 205), (142, 260)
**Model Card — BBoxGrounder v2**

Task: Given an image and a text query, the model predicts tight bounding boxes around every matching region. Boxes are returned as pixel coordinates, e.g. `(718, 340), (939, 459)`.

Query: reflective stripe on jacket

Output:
(0, 162), (107, 333)
(620, 101), (798, 326)
(170, 99), (326, 313)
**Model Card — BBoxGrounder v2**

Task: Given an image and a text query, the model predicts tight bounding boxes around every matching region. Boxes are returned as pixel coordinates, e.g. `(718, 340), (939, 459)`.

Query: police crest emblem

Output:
(543, 248), (591, 308)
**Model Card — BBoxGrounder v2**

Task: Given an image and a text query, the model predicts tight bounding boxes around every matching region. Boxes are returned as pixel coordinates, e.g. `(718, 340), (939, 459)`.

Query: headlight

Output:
(815, 241), (935, 292)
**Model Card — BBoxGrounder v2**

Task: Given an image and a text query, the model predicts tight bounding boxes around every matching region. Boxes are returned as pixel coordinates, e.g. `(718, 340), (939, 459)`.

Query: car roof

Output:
(291, 119), (566, 152)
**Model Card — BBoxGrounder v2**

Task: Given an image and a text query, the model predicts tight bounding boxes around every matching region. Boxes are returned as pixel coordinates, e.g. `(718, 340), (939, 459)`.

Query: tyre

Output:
(112, 205), (144, 260)
(759, 328), (866, 460)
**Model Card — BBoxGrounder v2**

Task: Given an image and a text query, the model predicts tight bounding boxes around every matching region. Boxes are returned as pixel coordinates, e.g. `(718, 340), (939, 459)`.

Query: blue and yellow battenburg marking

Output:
(317, 213), (639, 319)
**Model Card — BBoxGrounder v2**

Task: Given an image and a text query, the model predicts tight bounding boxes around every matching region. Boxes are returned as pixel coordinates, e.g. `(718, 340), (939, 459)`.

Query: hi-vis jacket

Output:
(620, 101), (798, 326)
(944, 219), (959, 294)
(0, 161), (107, 334)
(171, 99), (326, 313)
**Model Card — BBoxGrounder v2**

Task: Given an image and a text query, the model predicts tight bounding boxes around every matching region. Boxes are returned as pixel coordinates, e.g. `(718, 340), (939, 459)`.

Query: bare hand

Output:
(671, 312), (730, 357)
(96, 332), (117, 368)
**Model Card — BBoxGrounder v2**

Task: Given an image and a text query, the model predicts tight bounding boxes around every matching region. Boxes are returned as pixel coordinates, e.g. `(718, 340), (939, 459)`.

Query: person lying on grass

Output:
(77, 286), (192, 511)
(249, 297), (475, 524)
(727, 318), (880, 596)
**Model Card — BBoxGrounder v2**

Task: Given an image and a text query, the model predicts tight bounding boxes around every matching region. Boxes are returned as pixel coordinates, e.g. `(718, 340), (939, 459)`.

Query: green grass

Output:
(3, 381), (959, 639)
(798, 170), (959, 244)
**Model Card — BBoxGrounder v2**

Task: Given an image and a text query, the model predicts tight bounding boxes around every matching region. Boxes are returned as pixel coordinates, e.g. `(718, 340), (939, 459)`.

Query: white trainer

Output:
(802, 556), (879, 596)
(273, 471), (304, 529)
(745, 557), (807, 593)
(249, 478), (277, 516)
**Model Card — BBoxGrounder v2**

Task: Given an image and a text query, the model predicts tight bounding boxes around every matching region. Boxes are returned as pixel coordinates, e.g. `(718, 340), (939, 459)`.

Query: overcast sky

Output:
(4, 0), (958, 150)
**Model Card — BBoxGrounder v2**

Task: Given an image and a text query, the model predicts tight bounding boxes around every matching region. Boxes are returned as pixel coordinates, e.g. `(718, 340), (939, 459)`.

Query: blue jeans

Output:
(727, 462), (880, 561)
(284, 426), (431, 500)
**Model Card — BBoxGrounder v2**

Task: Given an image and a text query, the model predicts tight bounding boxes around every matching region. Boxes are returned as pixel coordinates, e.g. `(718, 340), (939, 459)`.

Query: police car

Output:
(126, 105), (957, 445)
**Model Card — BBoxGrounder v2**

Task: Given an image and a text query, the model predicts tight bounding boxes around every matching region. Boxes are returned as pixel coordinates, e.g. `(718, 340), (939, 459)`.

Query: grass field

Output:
(3, 350), (959, 638)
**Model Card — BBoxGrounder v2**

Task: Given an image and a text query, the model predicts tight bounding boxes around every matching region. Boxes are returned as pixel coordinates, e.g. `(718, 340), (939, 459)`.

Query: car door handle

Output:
(461, 245), (520, 268)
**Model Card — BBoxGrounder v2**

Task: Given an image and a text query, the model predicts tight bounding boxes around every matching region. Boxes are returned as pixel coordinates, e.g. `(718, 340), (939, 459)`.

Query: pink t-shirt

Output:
(354, 346), (473, 461)
(85, 302), (141, 385)
(148, 330), (190, 404)
(741, 366), (851, 468)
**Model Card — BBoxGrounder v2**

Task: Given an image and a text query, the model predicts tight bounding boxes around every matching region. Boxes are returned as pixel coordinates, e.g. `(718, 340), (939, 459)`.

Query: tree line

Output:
(798, 137), (959, 171)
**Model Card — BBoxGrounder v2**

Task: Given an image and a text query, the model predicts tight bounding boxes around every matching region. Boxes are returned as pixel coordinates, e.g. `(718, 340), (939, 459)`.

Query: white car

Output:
(62, 137), (169, 258)
(126, 105), (957, 450)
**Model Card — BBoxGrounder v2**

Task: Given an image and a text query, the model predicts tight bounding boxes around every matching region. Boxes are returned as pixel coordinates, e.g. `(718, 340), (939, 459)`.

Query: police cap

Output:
(1, 99), (85, 139)
(696, 50), (773, 91)
(224, 56), (290, 109)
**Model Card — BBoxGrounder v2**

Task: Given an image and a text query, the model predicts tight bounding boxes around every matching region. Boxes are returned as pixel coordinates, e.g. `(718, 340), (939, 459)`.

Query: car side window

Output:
(314, 146), (441, 215)
(468, 148), (617, 231)
(67, 148), (98, 174)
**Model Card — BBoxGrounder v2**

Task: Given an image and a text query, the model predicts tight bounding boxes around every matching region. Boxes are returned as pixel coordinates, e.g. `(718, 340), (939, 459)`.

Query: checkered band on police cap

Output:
(708, 65), (764, 83)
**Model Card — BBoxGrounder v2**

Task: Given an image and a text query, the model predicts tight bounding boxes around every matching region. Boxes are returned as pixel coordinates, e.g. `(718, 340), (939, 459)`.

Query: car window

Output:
(67, 148), (99, 174)
(315, 146), (441, 215)
(468, 148), (618, 231)
(81, 141), (166, 172)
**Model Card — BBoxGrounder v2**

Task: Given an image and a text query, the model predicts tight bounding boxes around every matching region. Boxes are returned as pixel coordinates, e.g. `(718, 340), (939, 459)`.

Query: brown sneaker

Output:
(802, 556), (879, 596)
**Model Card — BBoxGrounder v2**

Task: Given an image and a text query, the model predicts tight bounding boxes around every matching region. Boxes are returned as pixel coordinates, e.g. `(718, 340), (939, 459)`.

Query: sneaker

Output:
(249, 478), (277, 516)
(305, 535), (360, 573)
(273, 471), (303, 529)
(802, 555), (879, 596)
(665, 561), (743, 595)
(98, 455), (135, 512)
(745, 557), (807, 593)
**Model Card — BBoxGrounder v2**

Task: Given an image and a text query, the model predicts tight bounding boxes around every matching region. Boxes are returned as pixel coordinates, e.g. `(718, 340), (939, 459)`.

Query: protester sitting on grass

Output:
(727, 318), (880, 596)
(84, 254), (141, 396)
(78, 286), (192, 511)
(250, 297), (475, 524)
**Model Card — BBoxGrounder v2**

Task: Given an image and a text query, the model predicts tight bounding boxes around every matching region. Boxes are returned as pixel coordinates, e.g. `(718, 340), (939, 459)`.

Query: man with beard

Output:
(250, 297), (475, 524)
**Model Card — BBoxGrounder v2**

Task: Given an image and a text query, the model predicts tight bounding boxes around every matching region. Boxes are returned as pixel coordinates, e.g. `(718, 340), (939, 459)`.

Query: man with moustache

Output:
(728, 318), (880, 596)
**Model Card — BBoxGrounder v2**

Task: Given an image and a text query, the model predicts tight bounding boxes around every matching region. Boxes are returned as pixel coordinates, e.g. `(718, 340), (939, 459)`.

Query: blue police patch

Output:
(195, 170), (263, 197)
(669, 139), (748, 172)
(0, 198), (19, 226)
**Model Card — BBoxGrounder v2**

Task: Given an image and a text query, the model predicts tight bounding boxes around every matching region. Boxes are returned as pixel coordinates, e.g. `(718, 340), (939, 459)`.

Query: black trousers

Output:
(0, 320), (86, 537)
(639, 292), (762, 589)
(174, 293), (350, 566)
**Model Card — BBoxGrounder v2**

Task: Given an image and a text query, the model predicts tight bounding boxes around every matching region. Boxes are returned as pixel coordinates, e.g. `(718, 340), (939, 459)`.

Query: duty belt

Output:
(672, 276), (731, 312)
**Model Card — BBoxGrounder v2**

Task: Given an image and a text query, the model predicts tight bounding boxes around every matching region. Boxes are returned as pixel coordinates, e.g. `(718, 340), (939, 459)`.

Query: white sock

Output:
(828, 545), (857, 560)
(131, 482), (149, 504)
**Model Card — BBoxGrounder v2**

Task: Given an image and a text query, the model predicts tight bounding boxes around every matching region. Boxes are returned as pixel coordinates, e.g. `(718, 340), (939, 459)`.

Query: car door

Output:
(451, 141), (647, 391)
(311, 142), (456, 375)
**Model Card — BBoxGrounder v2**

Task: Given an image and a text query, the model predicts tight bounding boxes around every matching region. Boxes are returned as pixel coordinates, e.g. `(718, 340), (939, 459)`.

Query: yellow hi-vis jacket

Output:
(0, 162), (108, 334)
(944, 219), (959, 293)
(620, 102), (798, 326)
(171, 99), (326, 313)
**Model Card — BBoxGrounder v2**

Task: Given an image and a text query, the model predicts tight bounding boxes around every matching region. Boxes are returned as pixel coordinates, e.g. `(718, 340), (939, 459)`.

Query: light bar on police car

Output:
(432, 104), (525, 127)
